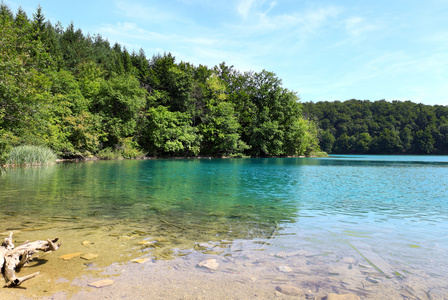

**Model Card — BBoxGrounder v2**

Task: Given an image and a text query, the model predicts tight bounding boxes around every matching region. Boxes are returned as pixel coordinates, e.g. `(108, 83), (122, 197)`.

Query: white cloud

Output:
(115, 0), (176, 22)
(345, 16), (379, 37)
(230, 2), (343, 40)
(345, 17), (364, 35)
(237, 0), (256, 18)
(302, 6), (341, 29)
(98, 22), (169, 42)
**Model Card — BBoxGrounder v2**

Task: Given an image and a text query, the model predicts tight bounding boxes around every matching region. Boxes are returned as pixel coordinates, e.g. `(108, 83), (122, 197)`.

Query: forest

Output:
(2, 4), (447, 164)
(0, 3), (321, 164)
(302, 100), (448, 154)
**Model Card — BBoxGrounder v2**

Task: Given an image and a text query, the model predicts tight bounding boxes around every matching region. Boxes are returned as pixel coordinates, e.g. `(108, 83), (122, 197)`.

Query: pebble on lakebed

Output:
(59, 252), (82, 260)
(326, 293), (360, 300)
(275, 285), (303, 296)
(277, 265), (293, 273)
(81, 253), (99, 260)
(197, 258), (219, 270)
(88, 279), (114, 288)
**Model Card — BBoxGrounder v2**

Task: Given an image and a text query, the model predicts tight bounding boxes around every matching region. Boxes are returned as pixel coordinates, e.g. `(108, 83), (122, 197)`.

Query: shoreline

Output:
(1, 154), (315, 168)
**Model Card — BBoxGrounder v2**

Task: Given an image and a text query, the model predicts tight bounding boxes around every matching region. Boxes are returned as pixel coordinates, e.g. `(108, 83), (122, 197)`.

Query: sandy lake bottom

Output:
(1, 218), (447, 300)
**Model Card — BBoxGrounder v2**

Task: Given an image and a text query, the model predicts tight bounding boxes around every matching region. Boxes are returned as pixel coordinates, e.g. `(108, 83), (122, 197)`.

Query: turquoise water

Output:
(1, 156), (447, 247)
(1, 156), (448, 297)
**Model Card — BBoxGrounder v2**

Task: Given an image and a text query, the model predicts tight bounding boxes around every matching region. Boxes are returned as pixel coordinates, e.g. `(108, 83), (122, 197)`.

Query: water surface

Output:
(1, 156), (447, 299)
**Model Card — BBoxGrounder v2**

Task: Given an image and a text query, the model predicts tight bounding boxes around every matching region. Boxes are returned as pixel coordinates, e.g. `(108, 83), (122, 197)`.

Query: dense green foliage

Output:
(303, 100), (448, 154)
(0, 3), (320, 163)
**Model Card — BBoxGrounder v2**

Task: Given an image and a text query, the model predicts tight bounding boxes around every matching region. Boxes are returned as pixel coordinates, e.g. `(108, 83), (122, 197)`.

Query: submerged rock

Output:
(326, 293), (360, 300)
(274, 251), (288, 258)
(305, 292), (316, 299)
(277, 266), (293, 273)
(286, 250), (309, 257)
(81, 253), (98, 260)
(342, 257), (356, 264)
(366, 277), (381, 284)
(138, 240), (153, 245)
(275, 285), (303, 296)
(59, 252), (82, 260)
(131, 257), (152, 264)
(198, 242), (216, 248)
(88, 279), (114, 288)
(198, 258), (219, 270)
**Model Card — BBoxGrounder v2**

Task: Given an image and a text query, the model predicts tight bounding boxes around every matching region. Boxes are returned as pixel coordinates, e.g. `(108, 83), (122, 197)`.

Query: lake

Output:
(1, 156), (447, 299)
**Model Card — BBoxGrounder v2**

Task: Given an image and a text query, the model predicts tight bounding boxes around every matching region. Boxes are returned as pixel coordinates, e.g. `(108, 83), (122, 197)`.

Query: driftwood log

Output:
(1, 232), (61, 287)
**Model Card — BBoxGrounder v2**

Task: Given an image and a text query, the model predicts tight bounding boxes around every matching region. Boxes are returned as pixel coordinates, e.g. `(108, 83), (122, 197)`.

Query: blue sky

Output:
(4, 0), (448, 105)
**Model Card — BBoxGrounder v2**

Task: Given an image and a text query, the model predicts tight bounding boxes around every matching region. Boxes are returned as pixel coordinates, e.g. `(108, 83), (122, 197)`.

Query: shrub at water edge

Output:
(308, 151), (329, 158)
(7, 145), (57, 166)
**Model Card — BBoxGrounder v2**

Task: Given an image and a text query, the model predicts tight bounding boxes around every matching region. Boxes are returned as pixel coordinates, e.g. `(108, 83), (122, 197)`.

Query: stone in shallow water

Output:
(277, 266), (293, 273)
(81, 253), (99, 260)
(198, 242), (215, 248)
(326, 293), (360, 300)
(88, 279), (114, 288)
(81, 240), (91, 246)
(198, 259), (219, 270)
(138, 240), (152, 245)
(366, 277), (381, 284)
(59, 252), (82, 260)
(286, 250), (308, 257)
(131, 257), (152, 264)
(275, 285), (303, 296)
(305, 292), (316, 299)
(274, 251), (287, 258)
(342, 257), (356, 264)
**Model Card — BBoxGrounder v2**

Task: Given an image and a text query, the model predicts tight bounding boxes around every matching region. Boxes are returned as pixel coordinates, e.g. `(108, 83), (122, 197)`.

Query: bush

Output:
(97, 138), (145, 160)
(0, 141), (12, 165)
(96, 148), (123, 160)
(119, 138), (145, 159)
(7, 145), (57, 165)
(308, 151), (329, 158)
(121, 147), (145, 159)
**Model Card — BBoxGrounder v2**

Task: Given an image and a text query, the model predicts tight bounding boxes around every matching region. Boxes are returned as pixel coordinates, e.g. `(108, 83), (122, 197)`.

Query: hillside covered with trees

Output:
(303, 100), (448, 154)
(0, 3), (320, 163)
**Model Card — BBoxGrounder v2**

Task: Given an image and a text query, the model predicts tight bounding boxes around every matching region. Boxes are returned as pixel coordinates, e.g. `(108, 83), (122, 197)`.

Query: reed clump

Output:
(308, 151), (329, 158)
(7, 145), (57, 166)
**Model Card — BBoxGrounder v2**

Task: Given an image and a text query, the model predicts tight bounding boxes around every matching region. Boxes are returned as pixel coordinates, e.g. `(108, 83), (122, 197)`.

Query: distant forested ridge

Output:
(0, 4), (320, 162)
(302, 100), (448, 154)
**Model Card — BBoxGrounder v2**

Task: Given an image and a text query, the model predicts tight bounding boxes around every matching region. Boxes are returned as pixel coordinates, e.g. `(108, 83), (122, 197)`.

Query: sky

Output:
(4, 0), (448, 105)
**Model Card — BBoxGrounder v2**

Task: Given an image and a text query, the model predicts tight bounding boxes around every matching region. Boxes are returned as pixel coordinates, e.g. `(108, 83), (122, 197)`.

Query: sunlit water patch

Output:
(0, 157), (447, 299)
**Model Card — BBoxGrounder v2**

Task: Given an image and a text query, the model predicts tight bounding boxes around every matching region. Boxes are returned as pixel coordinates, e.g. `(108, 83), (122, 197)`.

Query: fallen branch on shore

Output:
(1, 232), (61, 287)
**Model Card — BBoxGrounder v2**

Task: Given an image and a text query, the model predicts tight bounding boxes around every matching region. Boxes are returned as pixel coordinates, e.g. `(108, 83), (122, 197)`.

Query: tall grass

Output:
(7, 145), (57, 166)
(308, 151), (329, 158)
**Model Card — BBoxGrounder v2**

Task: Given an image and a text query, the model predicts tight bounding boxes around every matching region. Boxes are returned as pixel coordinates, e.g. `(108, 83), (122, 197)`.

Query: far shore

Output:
(1, 152), (328, 169)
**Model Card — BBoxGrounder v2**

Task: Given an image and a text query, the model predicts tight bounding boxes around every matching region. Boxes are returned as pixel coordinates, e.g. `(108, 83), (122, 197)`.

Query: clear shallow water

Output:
(1, 156), (448, 298)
